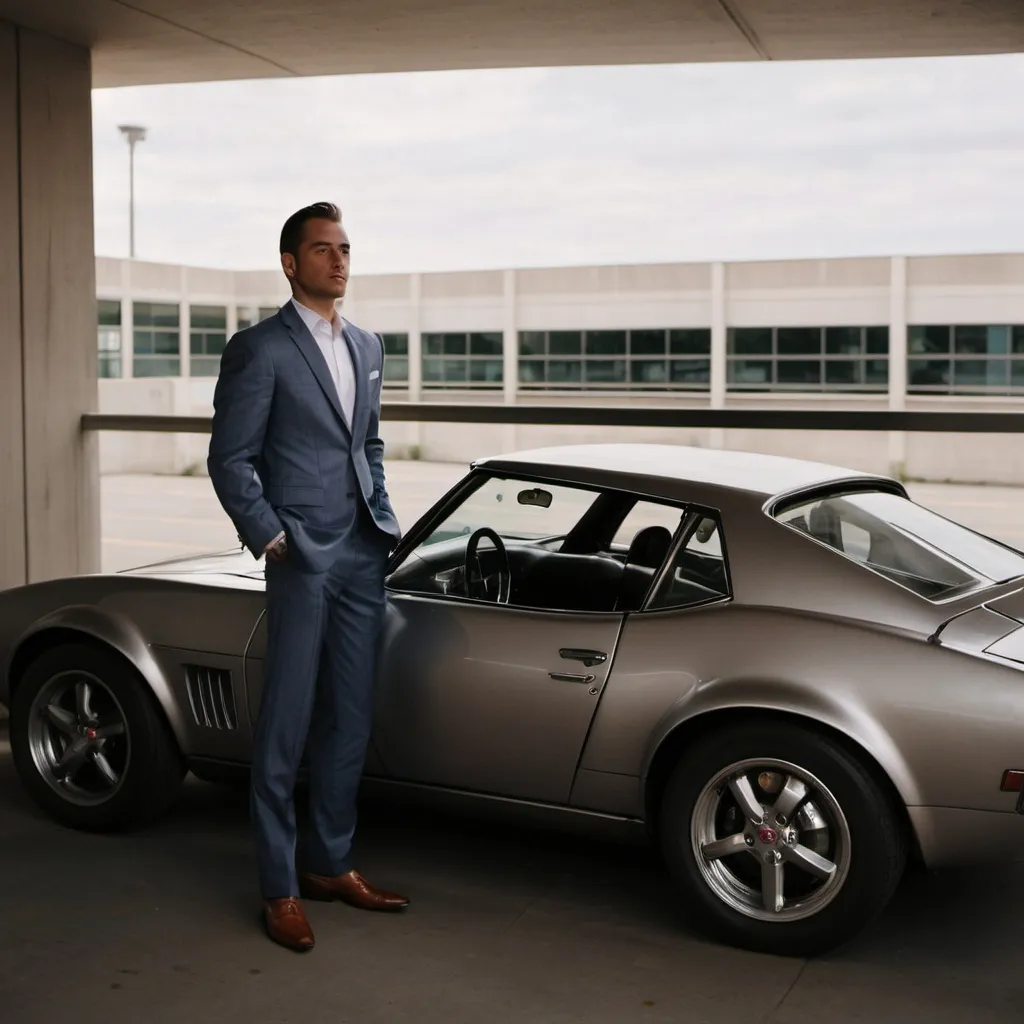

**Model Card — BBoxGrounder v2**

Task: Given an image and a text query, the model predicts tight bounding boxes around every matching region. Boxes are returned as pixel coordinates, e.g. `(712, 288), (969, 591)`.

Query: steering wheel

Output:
(464, 527), (512, 604)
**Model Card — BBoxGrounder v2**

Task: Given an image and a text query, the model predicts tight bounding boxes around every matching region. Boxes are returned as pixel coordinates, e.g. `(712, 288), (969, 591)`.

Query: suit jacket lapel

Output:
(279, 302), (350, 434)
(341, 322), (365, 436)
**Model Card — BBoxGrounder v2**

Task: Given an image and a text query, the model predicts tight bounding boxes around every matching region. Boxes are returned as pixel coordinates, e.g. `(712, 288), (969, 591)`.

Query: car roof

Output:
(474, 443), (899, 502)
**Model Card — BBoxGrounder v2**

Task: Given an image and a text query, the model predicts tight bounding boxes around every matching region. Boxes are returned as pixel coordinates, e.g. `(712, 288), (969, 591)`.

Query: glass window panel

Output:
(670, 329), (711, 355)
(1011, 360), (1024, 387)
(548, 360), (582, 383)
(97, 326), (121, 353)
(97, 300), (121, 327)
(908, 358), (951, 388)
(518, 360), (546, 383)
(383, 357), (408, 382)
(444, 358), (468, 382)
(519, 331), (546, 356)
(727, 360), (772, 384)
(189, 357), (221, 378)
(132, 330), (154, 355)
(133, 357), (180, 377)
(1013, 327), (1024, 355)
(866, 359), (889, 384)
(422, 357), (443, 382)
(133, 302), (179, 328)
(777, 328), (822, 356)
(825, 327), (862, 355)
(729, 328), (772, 356)
(958, 324), (1009, 355)
(584, 359), (626, 383)
(258, 306), (279, 321)
(236, 310), (254, 330)
(954, 359), (1008, 389)
(549, 331), (582, 355)
(909, 325), (951, 355)
(382, 333), (409, 356)
(190, 305), (226, 330)
(470, 359), (503, 382)
(670, 359), (710, 384)
(152, 331), (180, 355)
(423, 334), (444, 356)
(630, 359), (667, 383)
(825, 360), (859, 384)
(630, 329), (666, 355)
(585, 331), (627, 356)
(442, 333), (468, 355)
(865, 327), (890, 354)
(98, 355), (122, 379)
(469, 332), (502, 356)
(777, 360), (821, 384)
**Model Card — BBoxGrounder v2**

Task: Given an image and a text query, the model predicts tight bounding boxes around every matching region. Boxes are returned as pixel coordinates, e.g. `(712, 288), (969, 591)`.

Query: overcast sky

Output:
(91, 53), (1024, 276)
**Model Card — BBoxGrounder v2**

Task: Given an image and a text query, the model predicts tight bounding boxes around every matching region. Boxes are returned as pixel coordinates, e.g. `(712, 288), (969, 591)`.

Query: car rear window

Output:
(774, 489), (1024, 600)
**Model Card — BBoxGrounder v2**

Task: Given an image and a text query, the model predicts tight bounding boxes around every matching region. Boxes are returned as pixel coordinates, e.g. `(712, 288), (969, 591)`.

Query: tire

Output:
(10, 643), (185, 832)
(659, 720), (907, 957)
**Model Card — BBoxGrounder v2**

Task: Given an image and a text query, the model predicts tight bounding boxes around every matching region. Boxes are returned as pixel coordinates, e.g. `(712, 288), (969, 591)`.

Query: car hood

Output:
(121, 548), (264, 580)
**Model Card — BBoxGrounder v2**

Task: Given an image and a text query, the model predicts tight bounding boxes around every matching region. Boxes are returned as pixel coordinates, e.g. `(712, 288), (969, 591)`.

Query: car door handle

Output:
(559, 648), (607, 667)
(549, 672), (596, 684)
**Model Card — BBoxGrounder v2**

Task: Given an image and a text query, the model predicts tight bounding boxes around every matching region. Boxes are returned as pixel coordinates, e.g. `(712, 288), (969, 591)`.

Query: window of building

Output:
(518, 328), (711, 390)
(727, 326), (889, 392)
(381, 334), (410, 384)
(422, 332), (503, 387)
(237, 306), (280, 330)
(908, 325), (1024, 394)
(133, 302), (180, 377)
(190, 305), (228, 377)
(97, 299), (122, 379)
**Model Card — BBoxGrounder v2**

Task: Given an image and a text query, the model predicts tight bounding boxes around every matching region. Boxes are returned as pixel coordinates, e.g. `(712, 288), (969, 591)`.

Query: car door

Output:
(371, 593), (623, 804)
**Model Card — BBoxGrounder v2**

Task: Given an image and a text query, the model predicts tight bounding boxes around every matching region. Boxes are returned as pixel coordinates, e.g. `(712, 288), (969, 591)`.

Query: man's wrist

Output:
(264, 530), (285, 552)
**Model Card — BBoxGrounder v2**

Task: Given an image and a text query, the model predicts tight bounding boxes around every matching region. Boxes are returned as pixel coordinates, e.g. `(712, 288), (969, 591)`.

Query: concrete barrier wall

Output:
(98, 379), (1024, 485)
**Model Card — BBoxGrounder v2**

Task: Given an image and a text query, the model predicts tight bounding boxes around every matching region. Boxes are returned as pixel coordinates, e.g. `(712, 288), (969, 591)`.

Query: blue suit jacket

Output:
(207, 301), (401, 573)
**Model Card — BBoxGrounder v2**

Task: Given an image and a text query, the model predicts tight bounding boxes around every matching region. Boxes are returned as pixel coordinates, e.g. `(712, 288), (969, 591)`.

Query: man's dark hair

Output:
(279, 202), (342, 257)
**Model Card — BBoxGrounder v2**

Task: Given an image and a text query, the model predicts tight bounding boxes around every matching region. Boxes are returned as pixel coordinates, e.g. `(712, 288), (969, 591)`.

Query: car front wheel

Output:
(10, 643), (185, 831)
(659, 720), (907, 957)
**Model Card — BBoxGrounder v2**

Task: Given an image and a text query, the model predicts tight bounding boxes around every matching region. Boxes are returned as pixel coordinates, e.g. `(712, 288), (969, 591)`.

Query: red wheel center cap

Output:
(85, 727), (98, 741)
(758, 826), (778, 844)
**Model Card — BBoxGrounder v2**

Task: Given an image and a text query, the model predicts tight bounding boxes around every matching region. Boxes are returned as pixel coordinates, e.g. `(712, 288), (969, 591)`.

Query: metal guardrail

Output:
(81, 407), (1024, 434)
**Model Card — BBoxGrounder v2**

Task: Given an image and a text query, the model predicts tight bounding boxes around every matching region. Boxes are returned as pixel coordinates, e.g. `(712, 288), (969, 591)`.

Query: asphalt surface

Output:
(1, 463), (1023, 1022)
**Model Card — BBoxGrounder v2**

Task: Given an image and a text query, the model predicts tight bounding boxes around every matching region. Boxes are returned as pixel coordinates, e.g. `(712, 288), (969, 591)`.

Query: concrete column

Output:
(709, 261), (727, 450)
(501, 269), (518, 452)
(888, 256), (908, 477)
(0, 24), (99, 589)
(179, 267), (191, 379)
(407, 273), (423, 454)
(120, 258), (134, 378)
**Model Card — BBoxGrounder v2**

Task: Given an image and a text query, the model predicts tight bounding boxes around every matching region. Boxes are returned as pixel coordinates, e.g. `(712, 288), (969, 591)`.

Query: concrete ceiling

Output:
(2, 0), (1023, 88)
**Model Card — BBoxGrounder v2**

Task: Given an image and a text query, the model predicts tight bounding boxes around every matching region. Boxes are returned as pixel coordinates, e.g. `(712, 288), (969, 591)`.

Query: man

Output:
(208, 202), (408, 952)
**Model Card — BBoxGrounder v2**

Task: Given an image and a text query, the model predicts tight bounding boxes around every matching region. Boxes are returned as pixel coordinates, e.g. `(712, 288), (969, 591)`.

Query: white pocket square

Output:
(369, 369), (380, 379)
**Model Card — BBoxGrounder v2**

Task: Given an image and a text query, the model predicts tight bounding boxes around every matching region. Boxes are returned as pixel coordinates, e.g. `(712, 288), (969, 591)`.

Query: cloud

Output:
(91, 54), (1024, 275)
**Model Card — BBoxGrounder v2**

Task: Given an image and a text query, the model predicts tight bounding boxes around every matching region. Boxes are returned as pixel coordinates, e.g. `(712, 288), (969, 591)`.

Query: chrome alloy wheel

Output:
(26, 670), (131, 806)
(691, 757), (851, 922)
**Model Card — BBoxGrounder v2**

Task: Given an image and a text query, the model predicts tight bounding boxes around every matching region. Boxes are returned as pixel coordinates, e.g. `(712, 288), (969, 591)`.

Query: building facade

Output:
(94, 252), (1024, 484)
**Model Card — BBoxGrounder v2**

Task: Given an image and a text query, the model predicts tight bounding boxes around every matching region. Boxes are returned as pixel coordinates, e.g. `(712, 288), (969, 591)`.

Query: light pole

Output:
(118, 124), (147, 259)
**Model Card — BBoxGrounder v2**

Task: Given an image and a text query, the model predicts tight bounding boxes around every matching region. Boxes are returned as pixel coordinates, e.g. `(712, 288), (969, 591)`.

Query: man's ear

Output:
(281, 252), (297, 280)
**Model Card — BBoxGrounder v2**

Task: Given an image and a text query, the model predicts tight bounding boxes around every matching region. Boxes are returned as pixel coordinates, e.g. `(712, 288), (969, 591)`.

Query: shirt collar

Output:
(290, 297), (343, 338)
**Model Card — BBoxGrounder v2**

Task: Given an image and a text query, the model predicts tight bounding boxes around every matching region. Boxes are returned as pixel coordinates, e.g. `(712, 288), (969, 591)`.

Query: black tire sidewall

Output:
(660, 721), (906, 957)
(10, 643), (183, 831)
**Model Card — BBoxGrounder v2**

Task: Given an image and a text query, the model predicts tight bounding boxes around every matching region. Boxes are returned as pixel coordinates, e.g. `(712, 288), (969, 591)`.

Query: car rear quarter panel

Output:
(580, 603), (1024, 820)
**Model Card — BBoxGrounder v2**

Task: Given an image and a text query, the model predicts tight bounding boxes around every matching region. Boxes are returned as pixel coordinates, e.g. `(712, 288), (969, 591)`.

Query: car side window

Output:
(647, 515), (730, 611)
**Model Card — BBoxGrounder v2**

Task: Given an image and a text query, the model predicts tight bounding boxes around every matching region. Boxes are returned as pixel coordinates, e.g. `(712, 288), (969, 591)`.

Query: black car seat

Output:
(808, 502), (844, 551)
(616, 525), (674, 611)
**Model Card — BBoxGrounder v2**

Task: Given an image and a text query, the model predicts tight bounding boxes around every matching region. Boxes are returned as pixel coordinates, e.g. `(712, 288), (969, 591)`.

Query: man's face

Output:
(283, 217), (351, 300)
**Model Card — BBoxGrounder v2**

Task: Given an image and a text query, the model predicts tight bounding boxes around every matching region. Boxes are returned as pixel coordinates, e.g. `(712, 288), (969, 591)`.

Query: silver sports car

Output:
(3, 443), (1024, 957)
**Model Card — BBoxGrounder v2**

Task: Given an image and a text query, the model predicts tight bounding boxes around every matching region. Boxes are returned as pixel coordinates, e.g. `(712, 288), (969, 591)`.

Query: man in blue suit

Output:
(208, 202), (409, 952)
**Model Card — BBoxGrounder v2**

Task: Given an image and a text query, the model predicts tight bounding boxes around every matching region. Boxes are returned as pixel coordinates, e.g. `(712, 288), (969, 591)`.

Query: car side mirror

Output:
(518, 488), (552, 508)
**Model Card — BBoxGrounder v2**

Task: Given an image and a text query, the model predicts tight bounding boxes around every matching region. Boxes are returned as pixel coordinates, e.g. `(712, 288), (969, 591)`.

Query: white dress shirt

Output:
(290, 297), (356, 428)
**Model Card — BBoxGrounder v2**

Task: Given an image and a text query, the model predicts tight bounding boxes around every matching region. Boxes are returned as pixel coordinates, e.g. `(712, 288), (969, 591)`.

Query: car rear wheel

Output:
(659, 721), (907, 957)
(10, 643), (185, 831)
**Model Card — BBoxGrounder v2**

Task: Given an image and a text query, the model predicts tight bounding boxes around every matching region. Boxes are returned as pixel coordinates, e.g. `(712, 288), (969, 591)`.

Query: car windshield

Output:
(774, 489), (1024, 600)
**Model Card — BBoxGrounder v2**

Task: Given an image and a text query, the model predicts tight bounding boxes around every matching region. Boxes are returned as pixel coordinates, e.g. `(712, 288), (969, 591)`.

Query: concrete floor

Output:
(2, 463), (1023, 1021)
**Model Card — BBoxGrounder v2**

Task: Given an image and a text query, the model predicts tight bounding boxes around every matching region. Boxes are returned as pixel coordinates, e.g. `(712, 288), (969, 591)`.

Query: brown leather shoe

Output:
(264, 898), (315, 951)
(299, 869), (409, 912)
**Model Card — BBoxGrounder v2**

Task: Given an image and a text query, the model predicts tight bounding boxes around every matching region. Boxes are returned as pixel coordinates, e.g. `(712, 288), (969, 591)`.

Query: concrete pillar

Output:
(120, 259), (134, 378)
(407, 273), (423, 454)
(0, 23), (99, 590)
(709, 261), (727, 450)
(502, 268), (518, 452)
(888, 256), (908, 477)
(179, 267), (191, 379)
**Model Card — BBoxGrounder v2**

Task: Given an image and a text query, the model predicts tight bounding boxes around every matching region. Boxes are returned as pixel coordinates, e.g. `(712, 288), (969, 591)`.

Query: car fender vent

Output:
(184, 665), (237, 730)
